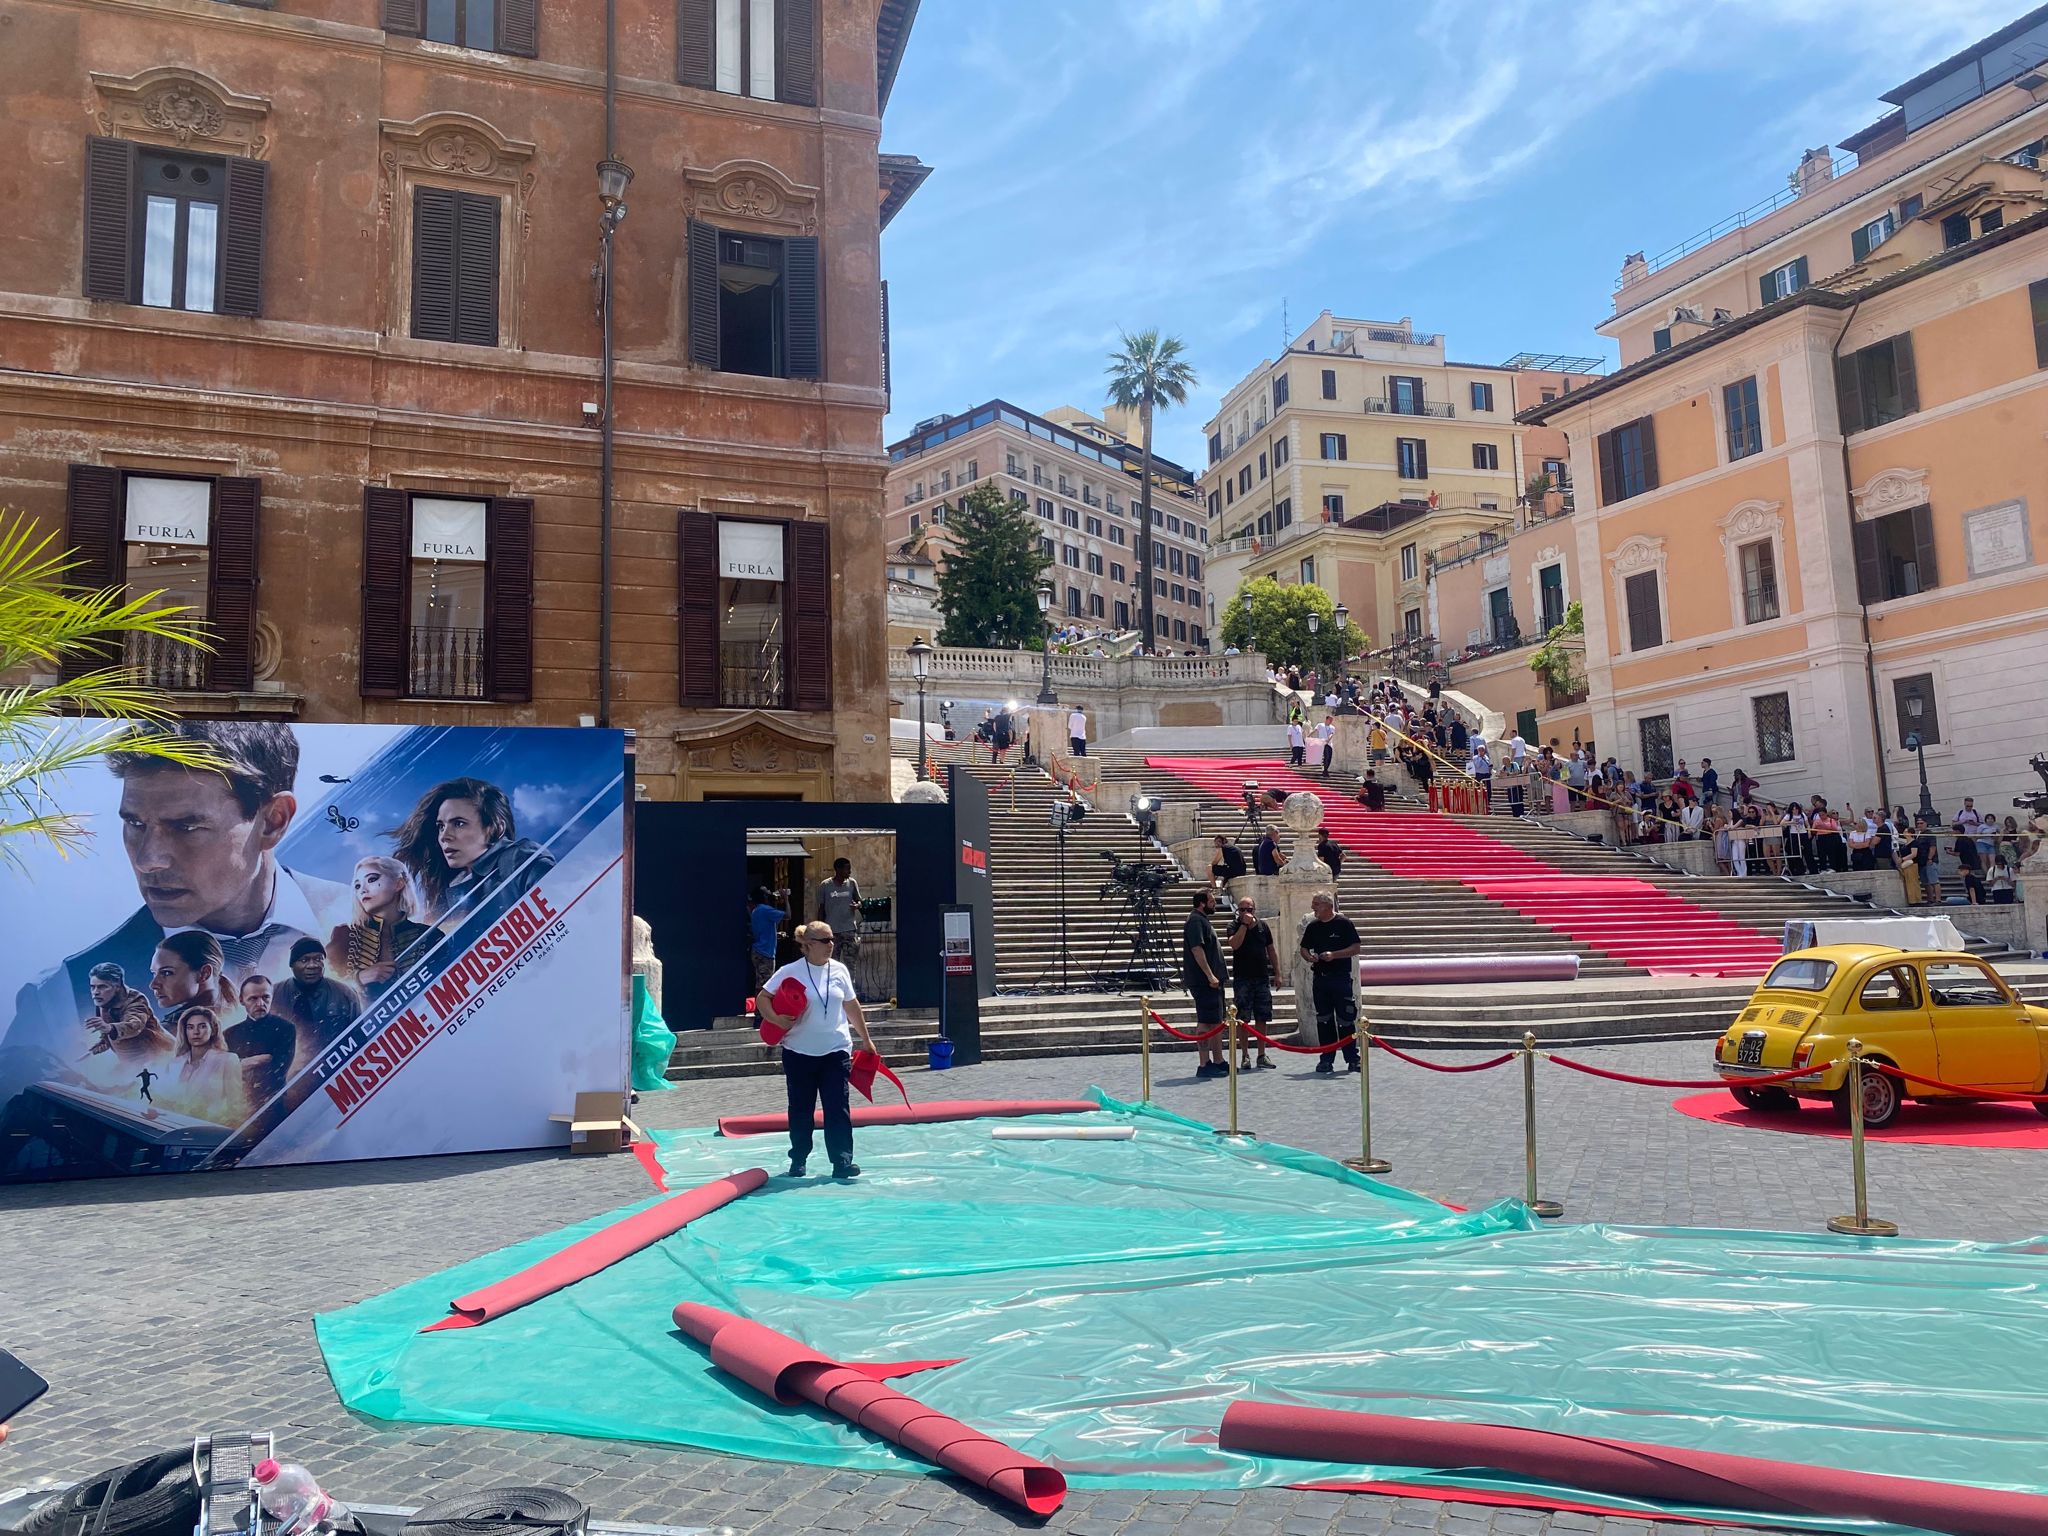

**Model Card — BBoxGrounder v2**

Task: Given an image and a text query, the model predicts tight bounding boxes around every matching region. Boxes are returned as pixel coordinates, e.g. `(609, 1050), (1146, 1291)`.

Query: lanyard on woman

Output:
(804, 960), (832, 1020)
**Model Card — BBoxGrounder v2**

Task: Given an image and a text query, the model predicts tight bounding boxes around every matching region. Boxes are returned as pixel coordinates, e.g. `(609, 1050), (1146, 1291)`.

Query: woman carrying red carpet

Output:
(756, 920), (879, 1182)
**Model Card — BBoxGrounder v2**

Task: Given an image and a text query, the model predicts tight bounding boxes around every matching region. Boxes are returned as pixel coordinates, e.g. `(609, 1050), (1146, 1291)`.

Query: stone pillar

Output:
(1331, 715), (1371, 778)
(2018, 863), (2048, 958)
(1276, 790), (1335, 1043)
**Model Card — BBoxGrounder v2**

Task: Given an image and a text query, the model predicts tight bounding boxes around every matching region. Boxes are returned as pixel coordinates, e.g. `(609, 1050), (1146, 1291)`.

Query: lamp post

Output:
(1333, 603), (1350, 695)
(594, 155), (633, 730)
(1307, 609), (1321, 679)
(908, 635), (934, 781)
(1904, 732), (1936, 824)
(1035, 579), (1058, 706)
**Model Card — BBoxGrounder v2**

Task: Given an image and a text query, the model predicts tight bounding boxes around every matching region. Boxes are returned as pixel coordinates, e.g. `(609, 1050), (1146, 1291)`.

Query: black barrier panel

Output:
(947, 766), (996, 999)
(637, 800), (976, 1031)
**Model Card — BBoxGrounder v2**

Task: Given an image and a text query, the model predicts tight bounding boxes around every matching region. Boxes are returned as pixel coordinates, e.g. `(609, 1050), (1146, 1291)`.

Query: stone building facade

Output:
(1, 0), (924, 801)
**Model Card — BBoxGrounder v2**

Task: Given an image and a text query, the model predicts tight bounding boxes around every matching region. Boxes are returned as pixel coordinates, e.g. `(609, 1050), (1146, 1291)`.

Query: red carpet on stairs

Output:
(1146, 758), (1781, 976)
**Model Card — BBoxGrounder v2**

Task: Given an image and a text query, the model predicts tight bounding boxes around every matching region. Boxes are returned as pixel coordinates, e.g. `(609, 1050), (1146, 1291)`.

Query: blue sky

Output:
(879, 0), (2021, 469)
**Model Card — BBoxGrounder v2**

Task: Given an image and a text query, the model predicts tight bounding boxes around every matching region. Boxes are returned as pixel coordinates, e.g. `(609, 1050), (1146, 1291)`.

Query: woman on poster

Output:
(166, 1006), (246, 1123)
(148, 931), (239, 1040)
(326, 856), (437, 997)
(392, 778), (557, 923)
(756, 921), (880, 1182)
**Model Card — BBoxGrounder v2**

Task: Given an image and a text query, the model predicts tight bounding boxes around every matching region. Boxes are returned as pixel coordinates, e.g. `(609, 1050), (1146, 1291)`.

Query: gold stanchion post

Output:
(1345, 1022), (1392, 1175)
(1139, 995), (1153, 1105)
(1521, 1031), (1563, 1218)
(1220, 1004), (1249, 1139)
(1827, 1039), (1898, 1237)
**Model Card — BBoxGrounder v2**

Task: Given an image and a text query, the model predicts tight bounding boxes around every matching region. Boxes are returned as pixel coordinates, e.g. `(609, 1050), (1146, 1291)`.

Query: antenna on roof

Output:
(1281, 299), (1289, 349)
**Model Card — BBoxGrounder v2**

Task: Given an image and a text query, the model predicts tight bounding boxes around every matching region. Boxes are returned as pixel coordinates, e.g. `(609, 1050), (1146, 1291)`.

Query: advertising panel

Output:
(0, 722), (627, 1183)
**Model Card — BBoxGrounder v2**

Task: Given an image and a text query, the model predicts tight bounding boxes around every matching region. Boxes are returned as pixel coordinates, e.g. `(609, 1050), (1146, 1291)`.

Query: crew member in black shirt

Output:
(1314, 828), (1344, 881)
(1357, 771), (1387, 812)
(1210, 835), (1248, 888)
(1299, 892), (1362, 1075)
(1226, 894), (1279, 1072)
(1183, 889), (1229, 1078)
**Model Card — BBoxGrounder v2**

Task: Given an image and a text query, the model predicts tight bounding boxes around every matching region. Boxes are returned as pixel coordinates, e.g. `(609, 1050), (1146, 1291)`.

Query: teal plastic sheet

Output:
(316, 1093), (2048, 1533)
(629, 975), (676, 1093)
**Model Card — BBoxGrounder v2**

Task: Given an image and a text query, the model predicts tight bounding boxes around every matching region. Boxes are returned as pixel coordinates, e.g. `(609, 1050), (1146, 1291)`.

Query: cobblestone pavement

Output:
(7, 1040), (2045, 1536)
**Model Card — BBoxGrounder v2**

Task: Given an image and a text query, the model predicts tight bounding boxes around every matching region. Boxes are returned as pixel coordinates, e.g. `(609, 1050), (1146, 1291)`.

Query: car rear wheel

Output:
(1831, 1062), (1902, 1129)
(1731, 1086), (1799, 1112)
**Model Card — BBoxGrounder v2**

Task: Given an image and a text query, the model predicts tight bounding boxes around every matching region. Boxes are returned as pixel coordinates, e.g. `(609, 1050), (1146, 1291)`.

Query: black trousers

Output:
(782, 1047), (852, 1168)
(1310, 972), (1360, 1067)
(1071, 736), (1087, 756)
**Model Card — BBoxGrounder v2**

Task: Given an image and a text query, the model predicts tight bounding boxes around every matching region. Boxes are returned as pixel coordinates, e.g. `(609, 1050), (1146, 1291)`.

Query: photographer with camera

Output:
(1184, 889), (1229, 1079)
(1226, 895), (1278, 1072)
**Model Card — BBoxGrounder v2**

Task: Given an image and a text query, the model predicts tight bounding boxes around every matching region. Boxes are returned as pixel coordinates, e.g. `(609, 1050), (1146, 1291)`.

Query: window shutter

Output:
(1852, 517), (1881, 605)
(83, 137), (137, 303)
(1852, 224), (1871, 263)
(1596, 429), (1618, 505)
(1891, 333), (1918, 416)
(1626, 572), (1662, 650)
(1909, 504), (1938, 592)
(1835, 352), (1864, 435)
(453, 191), (500, 347)
(1791, 256), (1809, 291)
(677, 0), (715, 86)
(206, 477), (261, 691)
(687, 219), (720, 369)
(411, 186), (456, 341)
(776, 0), (817, 106)
(1414, 439), (1428, 479)
(1758, 272), (1774, 307)
(360, 488), (410, 698)
(383, 0), (422, 33)
(677, 509), (719, 707)
(1636, 416), (1659, 492)
(787, 519), (832, 711)
(782, 234), (822, 380)
(499, 0), (538, 57)
(62, 465), (125, 681)
(219, 157), (268, 318)
(484, 497), (533, 701)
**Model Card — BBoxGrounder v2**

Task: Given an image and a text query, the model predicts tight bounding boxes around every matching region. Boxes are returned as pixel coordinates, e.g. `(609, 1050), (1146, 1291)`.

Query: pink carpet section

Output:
(1672, 1091), (2048, 1146)
(1146, 757), (1780, 976)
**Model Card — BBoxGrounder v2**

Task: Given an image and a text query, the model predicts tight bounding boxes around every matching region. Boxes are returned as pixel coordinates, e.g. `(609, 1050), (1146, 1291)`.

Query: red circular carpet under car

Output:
(1672, 1090), (2048, 1147)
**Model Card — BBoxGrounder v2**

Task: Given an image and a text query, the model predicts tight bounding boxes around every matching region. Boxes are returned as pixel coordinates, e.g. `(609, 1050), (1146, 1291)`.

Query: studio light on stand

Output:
(908, 634), (934, 781)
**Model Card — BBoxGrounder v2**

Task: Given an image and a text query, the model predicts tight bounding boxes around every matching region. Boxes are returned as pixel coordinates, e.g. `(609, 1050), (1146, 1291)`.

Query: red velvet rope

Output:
(1371, 1038), (1517, 1073)
(1147, 1008), (1227, 1044)
(1238, 1020), (1348, 1056)
(1544, 1054), (1832, 1090)
(1871, 1060), (2048, 1103)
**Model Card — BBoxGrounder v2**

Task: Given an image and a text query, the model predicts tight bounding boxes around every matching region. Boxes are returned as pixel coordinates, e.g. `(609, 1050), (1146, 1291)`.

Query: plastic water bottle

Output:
(252, 1459), (345, 1536)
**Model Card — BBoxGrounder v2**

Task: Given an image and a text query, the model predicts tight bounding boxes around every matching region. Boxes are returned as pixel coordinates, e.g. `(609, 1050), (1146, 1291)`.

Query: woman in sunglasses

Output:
(756, 920), (880, 1180)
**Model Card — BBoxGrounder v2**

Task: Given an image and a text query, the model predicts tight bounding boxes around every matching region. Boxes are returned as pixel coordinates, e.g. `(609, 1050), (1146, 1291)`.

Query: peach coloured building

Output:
(1520, 8), (2048, 814)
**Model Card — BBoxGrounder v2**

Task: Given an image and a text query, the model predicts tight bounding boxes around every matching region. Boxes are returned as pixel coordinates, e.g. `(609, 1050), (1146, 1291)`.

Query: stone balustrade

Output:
(888, 647), (1270, 691)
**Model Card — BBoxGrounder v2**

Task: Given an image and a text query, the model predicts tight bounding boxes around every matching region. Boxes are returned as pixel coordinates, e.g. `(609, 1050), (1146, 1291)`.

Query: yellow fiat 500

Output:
(1713, 944), (2048, 1128)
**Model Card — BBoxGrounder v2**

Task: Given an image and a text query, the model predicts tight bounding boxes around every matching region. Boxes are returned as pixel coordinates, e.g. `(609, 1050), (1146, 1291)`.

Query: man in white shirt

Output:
(1314, 716), (1337, 779)
(1287, 718), (1307, 767)
(1067, 706), (1088, 758)
(757, 921), (879, 1181)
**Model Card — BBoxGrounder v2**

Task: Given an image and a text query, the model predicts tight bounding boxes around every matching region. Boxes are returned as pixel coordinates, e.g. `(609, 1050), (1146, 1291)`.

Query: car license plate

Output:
(1737, 1032), (1766, 1067)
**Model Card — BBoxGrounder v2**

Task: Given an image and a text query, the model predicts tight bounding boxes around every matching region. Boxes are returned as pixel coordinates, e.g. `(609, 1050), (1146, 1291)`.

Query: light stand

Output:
(908, 635), (934, 781)
(594, 155), (633, 729)
(1036, 579), (1058, 706)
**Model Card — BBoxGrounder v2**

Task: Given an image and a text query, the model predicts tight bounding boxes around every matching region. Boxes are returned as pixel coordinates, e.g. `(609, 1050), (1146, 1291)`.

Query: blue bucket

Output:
(928, 1038), (954, 1071)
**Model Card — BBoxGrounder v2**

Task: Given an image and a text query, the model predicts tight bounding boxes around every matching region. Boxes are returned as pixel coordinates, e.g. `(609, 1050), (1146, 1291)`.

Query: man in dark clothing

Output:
(271, 938), (364, 1076)
(226, 974), (296, 1107)
(1226, 895), (1279, 1072)
(1210, 836), (1247, 887)
(1183, 889), (1229, 1078)
(1253, 828), (1282, 877)
(1315, 829), (1344, 881)
(1449, 716), (1470, 753)
(1904, 818), (1939, 904)
(1299, 892), (1361, 1074)
(1358, 771), (1387, 812)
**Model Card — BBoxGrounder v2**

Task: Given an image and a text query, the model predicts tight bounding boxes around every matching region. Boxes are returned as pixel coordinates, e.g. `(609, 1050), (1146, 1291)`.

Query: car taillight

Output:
(1793, 1042), (1814, 1069)
(1714, 1036), (1728, 1060)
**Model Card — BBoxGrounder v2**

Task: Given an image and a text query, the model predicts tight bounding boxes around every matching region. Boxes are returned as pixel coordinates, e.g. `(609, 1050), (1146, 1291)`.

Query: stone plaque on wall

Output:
(1964, 500), (2031, 578)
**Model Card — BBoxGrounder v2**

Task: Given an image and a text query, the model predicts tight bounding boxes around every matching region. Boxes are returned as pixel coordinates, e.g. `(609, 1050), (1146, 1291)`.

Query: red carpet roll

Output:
(1218, 1401), (2048, 1536)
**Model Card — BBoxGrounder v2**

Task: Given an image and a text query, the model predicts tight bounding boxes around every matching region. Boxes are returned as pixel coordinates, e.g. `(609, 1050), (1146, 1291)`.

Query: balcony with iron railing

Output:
(408, 626), (486, 700)
(125, 630), (208, 691)
(1364, 397), (1456, 418)
(1081, 489), (1101, 507)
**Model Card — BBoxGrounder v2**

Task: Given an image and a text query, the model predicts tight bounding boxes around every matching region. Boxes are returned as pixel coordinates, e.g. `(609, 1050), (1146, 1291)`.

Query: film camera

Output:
(1098, 851), (1175, 894)
(1240, 779), (1263, 827)
(2014, 753), (2048, 820)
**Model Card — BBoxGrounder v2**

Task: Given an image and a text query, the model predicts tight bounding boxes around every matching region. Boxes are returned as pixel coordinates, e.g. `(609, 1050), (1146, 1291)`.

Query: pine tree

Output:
(936, 482), (1050, 648)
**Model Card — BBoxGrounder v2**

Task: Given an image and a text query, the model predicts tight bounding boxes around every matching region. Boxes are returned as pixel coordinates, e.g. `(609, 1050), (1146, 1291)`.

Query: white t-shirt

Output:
(1287, 722), (1305, 749)
(1068, 709), (1087, 740)
(1508, 734), (1528, 765)
(764, 957), (857, 1057)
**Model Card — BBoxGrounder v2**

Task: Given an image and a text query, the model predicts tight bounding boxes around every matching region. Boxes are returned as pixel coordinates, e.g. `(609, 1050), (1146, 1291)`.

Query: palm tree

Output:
(0, 509), (222, 863)
(1105, 329), (1197, 650)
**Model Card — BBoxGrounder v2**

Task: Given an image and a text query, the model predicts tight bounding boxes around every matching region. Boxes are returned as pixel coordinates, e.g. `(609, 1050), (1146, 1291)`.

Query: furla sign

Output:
(411, 498), (488, 562)
(123, 477), (211, 548)
(718, 519), (784, 582)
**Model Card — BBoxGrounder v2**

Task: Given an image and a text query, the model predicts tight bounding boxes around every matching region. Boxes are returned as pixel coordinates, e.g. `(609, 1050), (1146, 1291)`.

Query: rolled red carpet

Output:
(717, 1099), (1098, 1138)
(1218, 1402), (2048, 1536)
(673, 1302), (1065, 1515)
(421, 1168), (767, 1331)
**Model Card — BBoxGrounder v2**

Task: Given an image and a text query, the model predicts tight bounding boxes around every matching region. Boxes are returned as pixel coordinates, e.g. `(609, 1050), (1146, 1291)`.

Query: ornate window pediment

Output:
(1852, 467), (1928, 521)
(684, 159), (820, 234)
(91, 67), (272, 158)
(1717, 498), (1784, 549)
(379, 113), (536, 347)
(1607, 534), (1666, 576)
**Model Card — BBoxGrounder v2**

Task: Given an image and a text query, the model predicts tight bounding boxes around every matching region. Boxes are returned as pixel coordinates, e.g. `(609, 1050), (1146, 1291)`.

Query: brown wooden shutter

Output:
(453, 191), (501, 347)
(789, 518), (832, 711)
(687, 219), (720, 369)
(782, 234), (821, 380)
(219, 157), (268, 318)
(499, 0), (538, 56)
(1852, 517), (1881, 604)
(1595, 428), (1618, 506)
(83, 137), (137, 303)
(1835, 351), (1864, 435)
(677, 509), (719, 706)
(207, 477), (261, 691)
(1636, 416), (1659, 492)
(1414, 438), (1428, 479)
(677, 0), (715, 87)
(1891, 333), (1918, 416)
(484, 497), (533, 702)
(411, 186), (456, 341)
(776, 0), (818, 106)
(383, 0), (422, 33)
(360, 487), (411, 698)
(62, 465), (125, 680)
(1909, 504), (1939, 593)
(1625, 571), (1662, 651)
